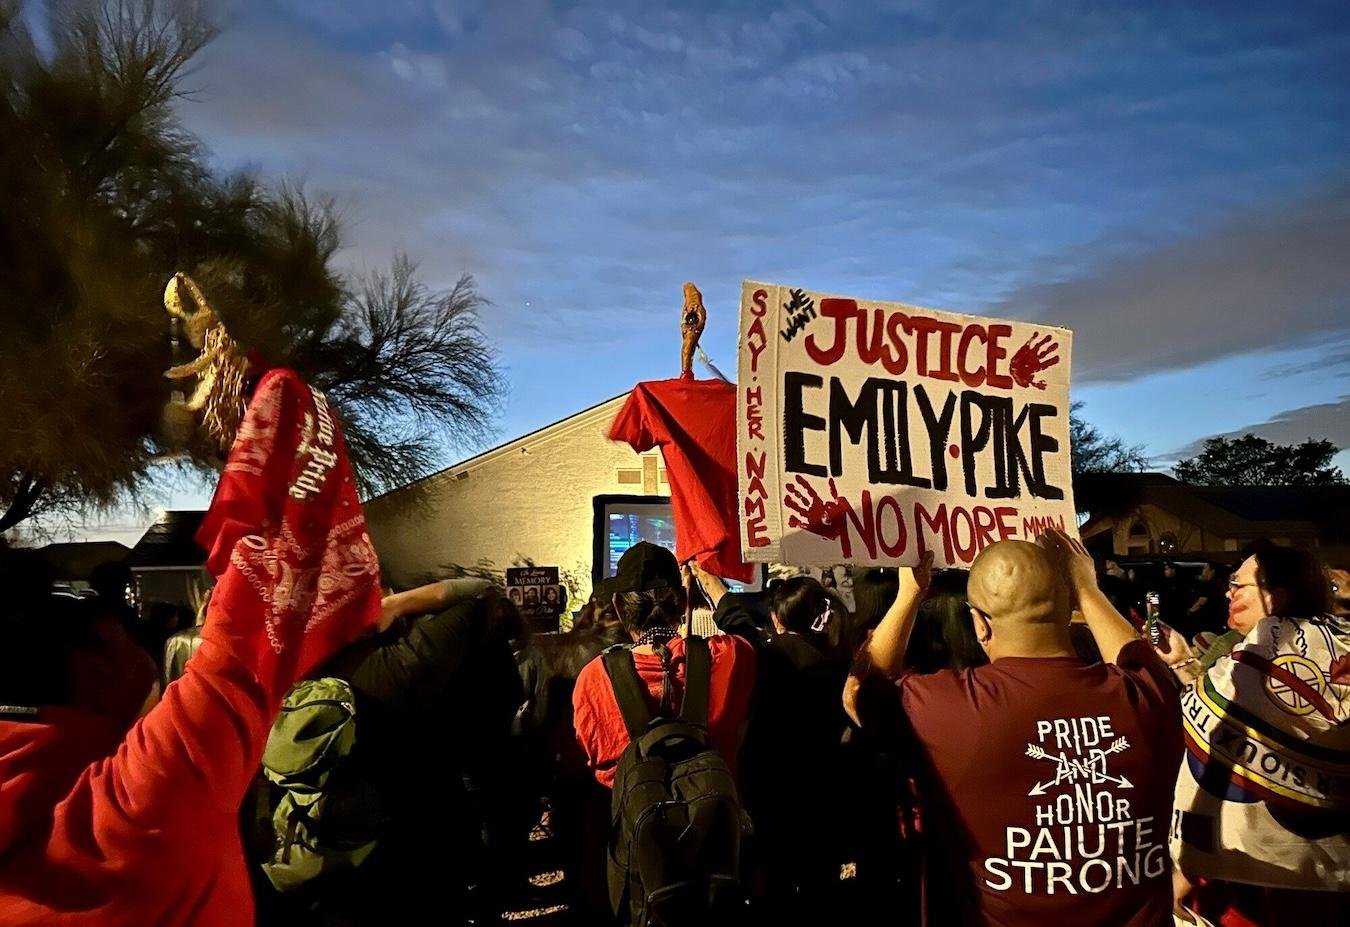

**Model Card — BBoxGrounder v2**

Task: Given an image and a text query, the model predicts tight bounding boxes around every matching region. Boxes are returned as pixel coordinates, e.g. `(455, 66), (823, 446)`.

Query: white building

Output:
(363, 394), (675, 614)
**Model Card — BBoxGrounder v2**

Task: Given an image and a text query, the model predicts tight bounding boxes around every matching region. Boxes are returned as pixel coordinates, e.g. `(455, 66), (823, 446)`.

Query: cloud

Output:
(1261, 339), (1350, 381)
(1002, 182), (1350, 382)
(167, 0), (1350, 451)
(1172, 395), (1350, 459)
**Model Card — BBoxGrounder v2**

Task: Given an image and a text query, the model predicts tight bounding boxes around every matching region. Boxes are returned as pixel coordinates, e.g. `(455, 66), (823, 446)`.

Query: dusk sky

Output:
(44, 0), (1350, 540)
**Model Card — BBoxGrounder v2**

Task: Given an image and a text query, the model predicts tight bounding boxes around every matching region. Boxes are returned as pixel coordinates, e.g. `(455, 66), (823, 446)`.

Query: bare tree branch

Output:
(1, 3), (506, 531)
(1069, 401), (1149, 476)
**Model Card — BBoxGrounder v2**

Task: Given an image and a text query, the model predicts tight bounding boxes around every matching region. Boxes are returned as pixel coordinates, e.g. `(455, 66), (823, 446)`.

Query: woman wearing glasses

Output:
(1155, 543), (1349, 925)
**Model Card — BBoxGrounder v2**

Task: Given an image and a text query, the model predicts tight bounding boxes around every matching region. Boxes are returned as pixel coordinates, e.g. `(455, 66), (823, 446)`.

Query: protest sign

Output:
(506, 566), (564, 630)
(737, 281), (1076, 569)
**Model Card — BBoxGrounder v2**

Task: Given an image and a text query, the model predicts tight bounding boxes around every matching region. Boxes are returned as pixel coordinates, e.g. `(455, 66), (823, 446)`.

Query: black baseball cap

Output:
(611, 541), (681, 594)
(591, 576), (617, 602)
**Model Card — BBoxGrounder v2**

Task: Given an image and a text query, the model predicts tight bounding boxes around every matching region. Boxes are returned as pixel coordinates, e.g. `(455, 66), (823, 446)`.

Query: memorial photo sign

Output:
(506, 566), (564, 629)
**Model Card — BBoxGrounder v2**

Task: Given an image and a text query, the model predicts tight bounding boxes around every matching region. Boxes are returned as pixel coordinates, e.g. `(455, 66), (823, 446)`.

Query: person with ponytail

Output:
(570, 542), (756, 789)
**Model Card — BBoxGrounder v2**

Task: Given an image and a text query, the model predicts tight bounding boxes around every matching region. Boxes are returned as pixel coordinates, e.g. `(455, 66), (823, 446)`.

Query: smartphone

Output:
(1145, 591), (1161, 646)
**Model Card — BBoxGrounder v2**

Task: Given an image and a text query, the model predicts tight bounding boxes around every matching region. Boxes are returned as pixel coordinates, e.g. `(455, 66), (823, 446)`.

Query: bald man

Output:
(846, 531), (1182, 927)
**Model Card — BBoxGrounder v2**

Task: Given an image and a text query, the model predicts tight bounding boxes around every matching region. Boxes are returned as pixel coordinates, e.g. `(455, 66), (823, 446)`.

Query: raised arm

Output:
(1039, 529), (1139, 665)
(379, 577), (493, 629)
(687, 561), (728, 609)
(344, 579), (494, 708)
(78, 364), (384, 852)
(843, 551), (933, 725)
(859, 552), (934, 677)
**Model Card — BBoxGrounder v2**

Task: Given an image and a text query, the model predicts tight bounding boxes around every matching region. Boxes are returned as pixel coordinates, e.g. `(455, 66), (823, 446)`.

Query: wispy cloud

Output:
(1261, 338), (1350, 382)
(1002, 182), (1350, 381)
(169, 0), (1350, 451)
(1172, 395), (1350, 459)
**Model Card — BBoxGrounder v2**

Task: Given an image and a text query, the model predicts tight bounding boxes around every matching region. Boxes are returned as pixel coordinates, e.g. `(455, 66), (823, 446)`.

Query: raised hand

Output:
(1010, 332), (1060, 390)
(1152, 621), (1195, 667)
(899, 549), (936, 600)
(1036, 528), (1097, 603)
(784, 475), (848, 540)
(686, 559), (727, 608)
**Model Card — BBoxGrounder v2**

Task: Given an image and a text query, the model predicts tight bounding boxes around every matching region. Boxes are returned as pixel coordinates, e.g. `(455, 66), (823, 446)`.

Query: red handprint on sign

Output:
(1010, 332), (1061, 390)
(784, 475), (850, 540)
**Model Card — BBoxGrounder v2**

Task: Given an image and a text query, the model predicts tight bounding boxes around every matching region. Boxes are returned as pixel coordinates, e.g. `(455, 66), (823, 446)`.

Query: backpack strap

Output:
(679, 635), (712, 727)
(602, 648), (653, 740)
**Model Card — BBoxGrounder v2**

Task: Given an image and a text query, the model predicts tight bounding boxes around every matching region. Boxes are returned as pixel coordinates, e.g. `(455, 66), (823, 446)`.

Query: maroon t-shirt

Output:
(899, 640), (1182, 927)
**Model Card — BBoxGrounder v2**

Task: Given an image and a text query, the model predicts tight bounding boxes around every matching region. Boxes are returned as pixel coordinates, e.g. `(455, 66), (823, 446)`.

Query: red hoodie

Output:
(0, 369), (382, 925)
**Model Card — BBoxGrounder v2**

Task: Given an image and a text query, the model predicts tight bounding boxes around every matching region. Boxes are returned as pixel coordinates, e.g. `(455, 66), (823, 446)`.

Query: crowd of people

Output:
(0, 354), (1346, 925)
(2, 520), (1347, 925)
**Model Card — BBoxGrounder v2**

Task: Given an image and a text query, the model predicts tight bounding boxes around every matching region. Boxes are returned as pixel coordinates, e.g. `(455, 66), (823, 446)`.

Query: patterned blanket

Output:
(1171, 614), (1350, 889)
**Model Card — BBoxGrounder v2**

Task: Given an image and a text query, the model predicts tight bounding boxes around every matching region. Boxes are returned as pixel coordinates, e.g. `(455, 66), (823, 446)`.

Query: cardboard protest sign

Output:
(506, 566), (564, 629)
(737, 281), (1076, 569)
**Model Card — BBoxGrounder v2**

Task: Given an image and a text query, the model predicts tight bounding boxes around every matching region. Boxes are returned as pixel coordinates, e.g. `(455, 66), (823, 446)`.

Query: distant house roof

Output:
(34, 540), (130, 581)
(1075, 472), (1178, 516)
(1189, 485), (1350, 536)
(124, 510), (207, 568)
(1076, 472), (1350, 543)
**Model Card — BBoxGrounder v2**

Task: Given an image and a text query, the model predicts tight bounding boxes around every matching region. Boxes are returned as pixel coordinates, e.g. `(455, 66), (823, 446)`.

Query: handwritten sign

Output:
(737, 281), (1077, 569)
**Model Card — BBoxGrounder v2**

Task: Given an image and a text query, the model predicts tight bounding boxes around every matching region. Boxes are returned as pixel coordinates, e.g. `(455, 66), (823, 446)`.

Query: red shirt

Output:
(0, 369), (382, 926)
(573, 634), (756, 788)
(898, 640), (1182, 927)
(609, 379), (755, 582)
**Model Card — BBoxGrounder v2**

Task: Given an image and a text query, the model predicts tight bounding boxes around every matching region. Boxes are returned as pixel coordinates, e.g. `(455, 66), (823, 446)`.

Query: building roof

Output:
(1190, 485), (1350, 533)
(1076, 472), (1350, 542)
(33, 540), (130, 581)
(364, 391), (630, 507)
(124, 510), (207, 568)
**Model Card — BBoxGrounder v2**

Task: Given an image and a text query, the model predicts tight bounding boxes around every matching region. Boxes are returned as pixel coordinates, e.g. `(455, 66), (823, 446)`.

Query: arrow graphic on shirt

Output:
(1025, 737), (1132, 796)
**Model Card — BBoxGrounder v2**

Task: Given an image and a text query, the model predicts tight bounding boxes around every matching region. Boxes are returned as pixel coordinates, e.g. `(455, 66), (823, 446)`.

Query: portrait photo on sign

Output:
(737, 281), (1077, 570)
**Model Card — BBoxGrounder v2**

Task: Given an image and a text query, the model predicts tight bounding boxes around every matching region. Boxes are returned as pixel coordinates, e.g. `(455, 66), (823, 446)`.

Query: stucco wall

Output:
(364, 396), (660, 610)
(1108, 504), (1209, 555)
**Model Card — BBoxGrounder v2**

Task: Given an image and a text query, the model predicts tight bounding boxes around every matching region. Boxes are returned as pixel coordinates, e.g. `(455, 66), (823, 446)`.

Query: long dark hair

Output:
(1248, 542), (1332, 619)
(472, 587), (528, 646)
(849, 566), (898, 652)
(905, 570), (987, 673)
(614, 587), (686, 636)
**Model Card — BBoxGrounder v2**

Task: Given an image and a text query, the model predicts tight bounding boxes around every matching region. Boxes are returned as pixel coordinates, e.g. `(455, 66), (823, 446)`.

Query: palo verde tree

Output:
(0, 1), (503, 532)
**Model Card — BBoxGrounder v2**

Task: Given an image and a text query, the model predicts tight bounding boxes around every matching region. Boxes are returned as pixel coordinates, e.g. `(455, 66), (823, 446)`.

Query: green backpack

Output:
(260, 677), (385, 892)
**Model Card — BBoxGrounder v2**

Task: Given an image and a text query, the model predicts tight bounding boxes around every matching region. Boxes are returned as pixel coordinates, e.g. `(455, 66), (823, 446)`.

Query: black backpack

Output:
(603, 636), (746, 927)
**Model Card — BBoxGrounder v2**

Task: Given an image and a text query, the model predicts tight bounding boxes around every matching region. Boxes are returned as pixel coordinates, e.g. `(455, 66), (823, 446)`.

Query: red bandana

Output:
(196, 368), (382, 689)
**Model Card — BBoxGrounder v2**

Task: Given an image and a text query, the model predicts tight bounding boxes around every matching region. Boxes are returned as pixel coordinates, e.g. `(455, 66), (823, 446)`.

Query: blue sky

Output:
(42, 0), (1350, 540)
